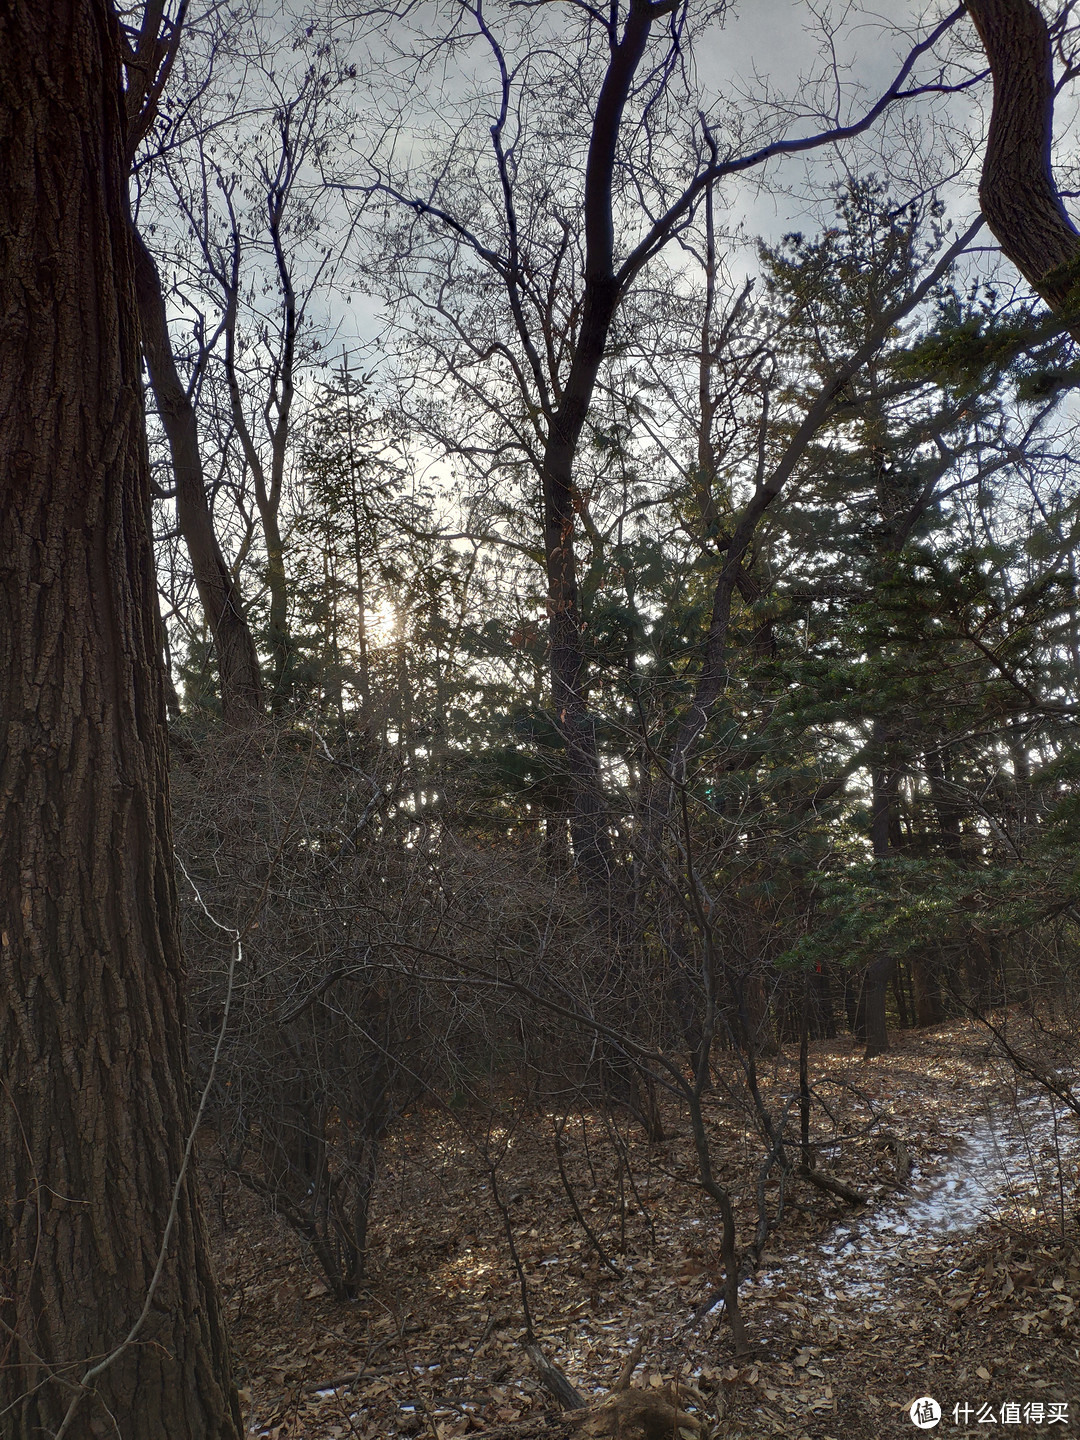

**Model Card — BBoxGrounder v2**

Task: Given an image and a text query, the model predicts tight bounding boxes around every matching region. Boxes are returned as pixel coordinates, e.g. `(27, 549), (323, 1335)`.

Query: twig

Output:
(880, 1132), (912, 1184)
(304, 1363), (395, 1394)
(489, 1165), (536, 1342)
(685, 1290), (725, 1329)
(524, 1343), (588, 1411)
(388, 1303), (440, 1440)
(799, 1165), (867, 1206)
(615, 1337), (644, 1391)
(552, 1115), (621, 1275)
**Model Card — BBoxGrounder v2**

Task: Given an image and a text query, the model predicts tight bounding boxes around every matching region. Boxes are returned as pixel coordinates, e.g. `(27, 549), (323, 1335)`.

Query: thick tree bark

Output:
(0, 2), (241, 1434)
(131, 227), (264, 726)
(911, 956), (944, 1027)
(968, 0), (1080, 316)
(857, 954), (895, 1058)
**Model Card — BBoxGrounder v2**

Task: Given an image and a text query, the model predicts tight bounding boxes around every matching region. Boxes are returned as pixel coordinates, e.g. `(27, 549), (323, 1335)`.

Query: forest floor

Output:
(206, 1018), (1080, 1440)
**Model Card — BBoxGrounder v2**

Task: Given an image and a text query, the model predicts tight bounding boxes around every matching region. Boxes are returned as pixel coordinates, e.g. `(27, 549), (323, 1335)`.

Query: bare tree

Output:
(210, 47), (352, 708)
(349, 0), (973, 884)
(136, 11), (356, 711)
(125, 2), (265, 725)
(133, 226), (266, 723)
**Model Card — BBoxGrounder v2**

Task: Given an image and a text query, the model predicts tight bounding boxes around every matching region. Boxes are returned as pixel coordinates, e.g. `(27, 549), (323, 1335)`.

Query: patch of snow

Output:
(712, 1090), (1078, 1316)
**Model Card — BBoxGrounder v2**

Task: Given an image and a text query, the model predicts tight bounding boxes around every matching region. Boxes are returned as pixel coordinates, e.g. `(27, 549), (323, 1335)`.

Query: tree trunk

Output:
(843, 967), (861, 1038)
(968, 0), (1080, 320)
(812, 963), (837, 1039)
(344, 373), (372, 713)
(892, 961), (911, 1029)
(924, 743), (964, 860)
(131, 226), (264, 727)
(858, 953), (895, 1059)
(222, 235), (293, 711)
(260, 500), (292, 708)
(543, 436), (611, 887)
(912, 743), (957, 1026)
(538, 0), (674, 887)
(0, 3), (241, 1433)
(911, 953), (944, 1027)
(860, 722), (898, 1057)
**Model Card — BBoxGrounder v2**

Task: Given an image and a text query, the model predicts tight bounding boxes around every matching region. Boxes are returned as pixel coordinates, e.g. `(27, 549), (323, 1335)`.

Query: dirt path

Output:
(719, 1085), (1080, 1437)
(761, 1086), (1078, 1306)
(214, 1021), (1080, 1438)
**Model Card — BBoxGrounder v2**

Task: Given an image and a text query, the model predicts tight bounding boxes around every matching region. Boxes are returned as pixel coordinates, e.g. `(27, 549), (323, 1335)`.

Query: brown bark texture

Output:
(968, 0), (1080, 313)
(0, 1), (241, 1434)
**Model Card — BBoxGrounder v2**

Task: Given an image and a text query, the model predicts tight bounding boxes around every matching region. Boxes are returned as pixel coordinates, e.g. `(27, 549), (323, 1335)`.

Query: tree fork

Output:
(0, 0), (241, 1432)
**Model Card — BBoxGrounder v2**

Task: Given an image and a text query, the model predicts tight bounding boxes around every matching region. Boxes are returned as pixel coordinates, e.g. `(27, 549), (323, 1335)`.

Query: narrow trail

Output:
(749, 1087), (1079, 1314)
(226, 1025), (1080, 1439)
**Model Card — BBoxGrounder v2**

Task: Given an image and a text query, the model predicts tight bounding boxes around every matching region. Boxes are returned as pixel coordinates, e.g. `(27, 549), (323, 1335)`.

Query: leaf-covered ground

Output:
(207, 1019), (1080, 1438)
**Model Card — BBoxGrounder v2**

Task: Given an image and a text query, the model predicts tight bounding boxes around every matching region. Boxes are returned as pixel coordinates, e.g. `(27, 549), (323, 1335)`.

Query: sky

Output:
(147, 0), (1080, 465)
(145, 0), (1080, 653)
(311, 0), (1002, 361)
